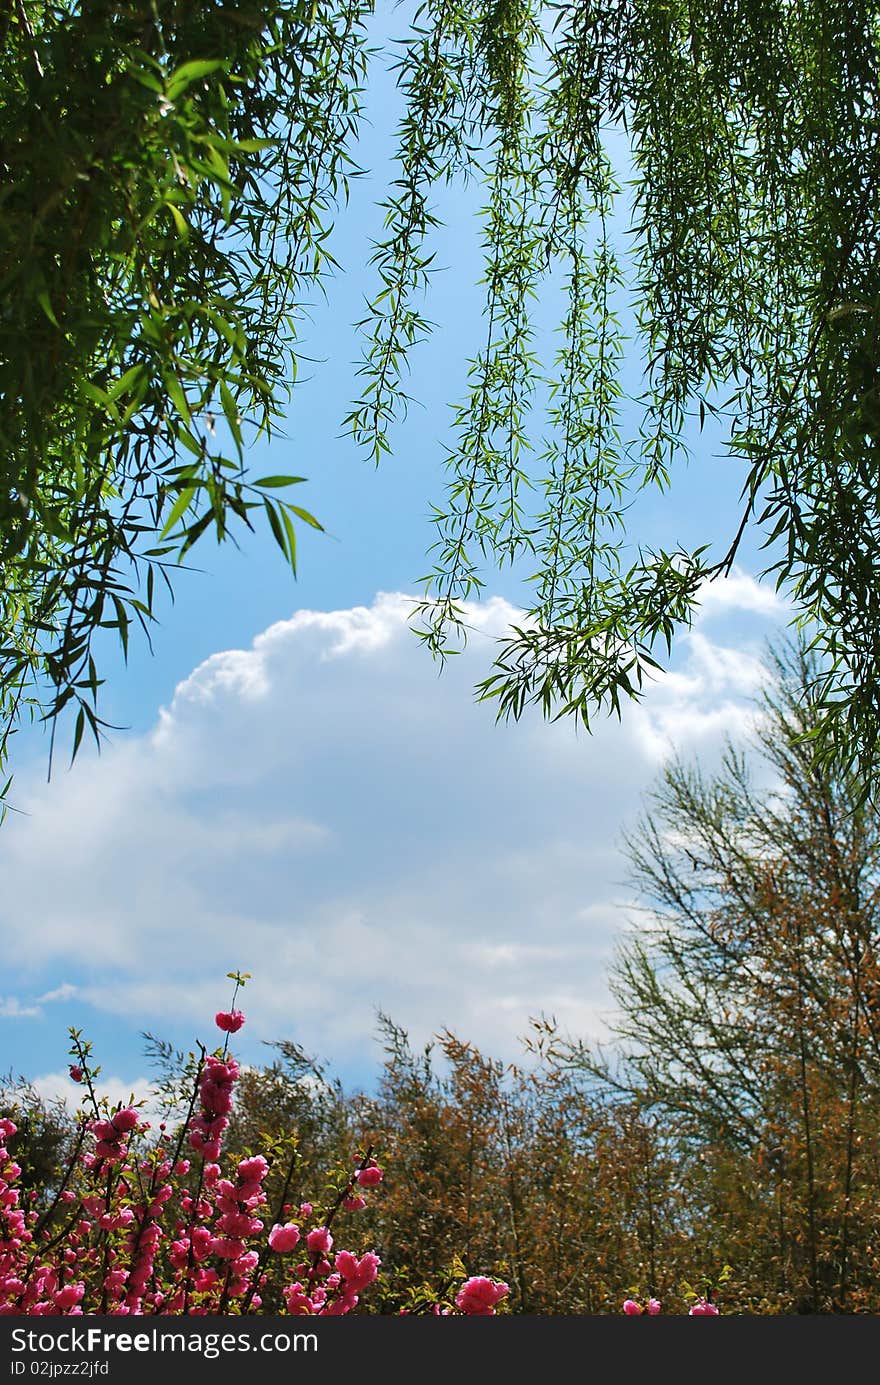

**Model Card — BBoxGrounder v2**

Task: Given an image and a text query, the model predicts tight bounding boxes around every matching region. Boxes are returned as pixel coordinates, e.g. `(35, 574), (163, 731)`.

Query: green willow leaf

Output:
(160, 486), (198, 539)
(165, 59), (228, 101)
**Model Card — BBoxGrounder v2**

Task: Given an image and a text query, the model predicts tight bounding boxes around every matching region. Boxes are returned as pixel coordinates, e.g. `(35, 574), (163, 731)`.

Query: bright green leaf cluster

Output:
(0, 0), (368, 801)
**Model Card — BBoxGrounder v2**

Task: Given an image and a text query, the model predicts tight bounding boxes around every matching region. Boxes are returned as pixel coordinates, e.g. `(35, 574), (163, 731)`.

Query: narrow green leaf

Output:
(160, 485), (197, 538)
(81, 380), (120, 421)
(71, 707), (86, 764)
(263, 498), (288, 558)
(219, 379), (243, 457)
(166, 59), (226, 100)
(36, 289), (60, 328)
(107, 363), (148, 401)
(287, 504), (324, 532)
(166, 202), (190, 239)
(280, 506), (298, 576)
(164, 374), (192, 426)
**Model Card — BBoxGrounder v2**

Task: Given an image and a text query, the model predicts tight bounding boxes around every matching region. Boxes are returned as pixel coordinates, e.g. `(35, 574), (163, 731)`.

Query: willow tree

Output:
(2, 0), (879, 802)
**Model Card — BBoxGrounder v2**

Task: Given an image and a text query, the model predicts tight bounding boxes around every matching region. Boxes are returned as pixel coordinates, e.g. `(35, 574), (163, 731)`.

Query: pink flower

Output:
(215, 1010), (245, 1033)
(623, 1299), (643, 1315)
(112, 1107), (139, 1133)
(211, 1237), (246, 1261)
(455, 1276), (509, 1316)
(237, 1154), (268, 1181)
(335, 1250), (381, 1293)
(53, 1284), (84, 1311)
(322, 1290), (359, 1315)
(103, 1269), (128, 1296)
(689, 1299), (720, 1316)
(646, 1298), (662, 1315)
(269, 1224), (301, 1254)
(342, 1195), (367, 1212)
(355, 1164), (383, 1188)
(306, 1227), (333, 1256)
(284, 1282), (313, 1315)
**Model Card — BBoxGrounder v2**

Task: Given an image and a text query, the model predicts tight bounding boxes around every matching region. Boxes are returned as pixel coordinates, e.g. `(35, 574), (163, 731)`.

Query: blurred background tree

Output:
(565, 643), (880, 1311)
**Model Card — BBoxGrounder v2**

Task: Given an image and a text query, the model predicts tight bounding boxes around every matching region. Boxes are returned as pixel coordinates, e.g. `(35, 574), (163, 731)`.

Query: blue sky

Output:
(0, 17), (791, 1107)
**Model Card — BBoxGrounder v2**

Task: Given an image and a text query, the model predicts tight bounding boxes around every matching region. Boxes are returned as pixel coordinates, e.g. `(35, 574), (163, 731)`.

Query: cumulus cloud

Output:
(693, 565), (791, 622)
(0, 581), (788, 1083)
(28, 1070), (156, 1120)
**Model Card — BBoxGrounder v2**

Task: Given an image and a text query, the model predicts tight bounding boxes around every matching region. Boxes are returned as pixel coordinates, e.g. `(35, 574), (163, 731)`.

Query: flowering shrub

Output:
(688, 1299), (720, 1316)
(622, 1268), (730, 1317)
(0, 975), (509, 1318)
(622, 1297), (662, 1315)
(622, 1296), (720, 1316)
(455, 1276), (510, 1315)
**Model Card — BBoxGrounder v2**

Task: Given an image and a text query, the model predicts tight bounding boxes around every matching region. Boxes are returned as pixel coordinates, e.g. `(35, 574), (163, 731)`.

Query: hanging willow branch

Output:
(3, 0), (880, 805)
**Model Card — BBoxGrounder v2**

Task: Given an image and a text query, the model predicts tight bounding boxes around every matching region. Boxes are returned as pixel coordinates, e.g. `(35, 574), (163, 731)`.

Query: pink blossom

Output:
(112, 1107), (139, 1133)
(235, 1250), (259, 1276)
(455, 1276), (509, 1316)
(269, 1224), (301, 1254)
(306, 1227), (333, 1256)
(237, 1155), (269, 1184)
(215, 1010), (245, 1033)
(217, 1211), (263, 1239)
(53, 1284), (84, 1311)
(335, 1250), (381, 1294)
(322, 1291), (359, 1315)
(623, 1299), (643, 1315)
(646, 1298), (662, 1315)
(189, 1131), (222, 1162)
(355, 1164), (383, 1188)
(284, 1282), (313, 1315)
(689, 1299), (720, 1316)
(211, 1237), (246, 1261)
(198, 1083), (233, 1116)
(103, 1269), (128, 1296)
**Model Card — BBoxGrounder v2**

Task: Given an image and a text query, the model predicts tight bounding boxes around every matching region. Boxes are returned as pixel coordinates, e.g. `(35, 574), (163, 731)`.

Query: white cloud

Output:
(0, 997), (41, 1020)
(29, 1070), (158, 1122)
(0, 581), (787, 1079)
(36, 983), (78, 1005)
(693, 565), (791, 623)
(0, 982), (78, 1020)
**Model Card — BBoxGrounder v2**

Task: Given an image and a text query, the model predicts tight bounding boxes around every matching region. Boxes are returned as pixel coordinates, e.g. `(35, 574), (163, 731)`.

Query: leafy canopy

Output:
(2, 0), (879, 801)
